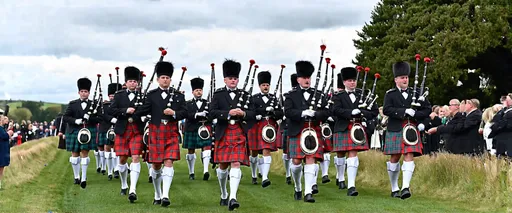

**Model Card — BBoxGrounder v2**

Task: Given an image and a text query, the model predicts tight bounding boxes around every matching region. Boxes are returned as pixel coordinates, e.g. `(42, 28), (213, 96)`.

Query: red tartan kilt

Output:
(323, 137), (333, 152)
(247, 119), (278, 151)
(147, 122), (181, 163)
(114, 123), (143, 156)
(276, 126), (283, 148)
(288, 123), (324, 160)
(214, 124), (249, 166)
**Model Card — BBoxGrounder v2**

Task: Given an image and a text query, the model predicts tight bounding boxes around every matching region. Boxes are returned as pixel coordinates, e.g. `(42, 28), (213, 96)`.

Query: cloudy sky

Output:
(0, 0), (380, 104)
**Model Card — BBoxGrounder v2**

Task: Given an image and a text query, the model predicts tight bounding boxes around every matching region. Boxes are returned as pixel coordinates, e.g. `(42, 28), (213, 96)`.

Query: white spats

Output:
(229, 168), (241, 200)
(105, 152), (113, 175)
(99, 151), (105, 171)
(119, 164), (129, 189)
(346, 156), (359, 188)
(291, 164), (303, 192)
(261, 156), (272, 181)
(69, 156), (80, 179)
(161, 166), (174, 199)
(336, 157), (346, 182)
(129, 162), (141, 194)
(282, 154), (291, 178)
(216, 168), (228, 199)
(249, 156), (258, 178)
(186, 154), (196, 175)
(202, 150), (211, 174)
(304, 164), (316, 195)
(151, 168), (163, 200)
(401, 161), (415, 189)
(387, 161), (400, 192)
(321, 153), (331, 176)
(80, 157), (90, 182)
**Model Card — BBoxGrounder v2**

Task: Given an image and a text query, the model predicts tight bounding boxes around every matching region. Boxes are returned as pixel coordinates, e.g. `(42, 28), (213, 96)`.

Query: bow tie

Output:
(80, 100), (88, 103)
(347, 91), (355, 94)
(301, 89), (309, 93)
(195, 99), (201, 102)
(401, 89), (408, 93)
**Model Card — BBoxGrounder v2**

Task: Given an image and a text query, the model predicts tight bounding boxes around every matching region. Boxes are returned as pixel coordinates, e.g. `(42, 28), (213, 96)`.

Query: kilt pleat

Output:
(281, 129), (289, 154)
(383, 131), (423, 156)
(97, 132), (112, 146)
(288, 123), (323, 160)
(148, 122), (181, 163)
(247, 120), (278, 151)
(65, 127), (97, 153)
(114, 123), (143, 156)
(182, 125), (212, 149)
(214, 124), (249, 166)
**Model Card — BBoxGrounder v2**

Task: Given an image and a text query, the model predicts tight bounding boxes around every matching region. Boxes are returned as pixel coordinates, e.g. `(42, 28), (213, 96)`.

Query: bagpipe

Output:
(228, 59), (258, 125)
(78, 74), (104, 145)
(106, 69), (121, 143)
(261, 64), (285, 144)
(319, 57), (333, 140)
(403, 54), (431, 146)
(300, 44), (327, 155)
(197, 63), (216, 141)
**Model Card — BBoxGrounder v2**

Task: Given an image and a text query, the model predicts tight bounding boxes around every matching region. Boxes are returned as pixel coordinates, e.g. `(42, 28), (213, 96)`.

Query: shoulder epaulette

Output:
(69, 99), (79, 104)
(147, 88), (158, 95)
(215, 87), (226, 93)
(386, 88), (397, 93)
(115, 90), (125, 94)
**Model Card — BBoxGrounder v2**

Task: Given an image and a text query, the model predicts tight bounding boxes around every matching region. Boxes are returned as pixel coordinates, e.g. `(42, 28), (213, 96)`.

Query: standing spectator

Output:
(0, 112), (14, 189)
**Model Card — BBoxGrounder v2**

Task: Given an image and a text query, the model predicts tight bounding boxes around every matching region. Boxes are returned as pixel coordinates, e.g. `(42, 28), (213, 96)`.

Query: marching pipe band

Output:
(59, 45), (435, 210)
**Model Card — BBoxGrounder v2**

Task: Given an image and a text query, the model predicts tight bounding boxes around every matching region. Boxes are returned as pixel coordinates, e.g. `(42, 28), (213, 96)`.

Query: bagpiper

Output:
(333, 72), (344, 186)
(63, 77), (102, 189)
(247, 71), (284, 187)
(284, 60), (329, 202)
(210, 59), (256, 211)
(183, 77), (212, 181)
(136, 61), (187, 207)
(383, 61), (431, 199)
(280, 73), (299, 185)
(331, 67), (378, 195)
(109, 67), (145, 202)
(100, 82), (122, 181)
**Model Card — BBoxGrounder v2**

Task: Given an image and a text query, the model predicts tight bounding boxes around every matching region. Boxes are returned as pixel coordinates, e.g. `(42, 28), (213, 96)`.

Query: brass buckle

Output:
(128, 117), (134, 123)
(229, 120), (236, 125)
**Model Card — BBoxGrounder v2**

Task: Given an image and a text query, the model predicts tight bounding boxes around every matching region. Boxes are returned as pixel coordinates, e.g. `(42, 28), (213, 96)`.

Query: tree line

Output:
(2, 100), (67, 123)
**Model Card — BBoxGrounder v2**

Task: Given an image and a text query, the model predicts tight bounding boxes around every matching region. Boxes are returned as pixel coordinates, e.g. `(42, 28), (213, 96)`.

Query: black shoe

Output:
(400, 188), (411, 200)
(80, 181), (87, 189)
(101, 170), (106, 175)
(258, 173), (262, 178)
(312, 184), (319, 194)
(128, 193), (137, 203)
(261, 179), (271, 188)
(335, 178), (339, 186)
(189, 174), (195, 180)
(228, 199), (239, 211)
(303, 193), (315, 203)
(148, 176), (153, 183)
(391, 191), (400, 198)
(74, 178), (80, 185)
(347, 187), (359, 196)
(220, 198), (228, 206)
(252, 177), (258, 185)
(211, 163), (217, 169)
(114, 171), (120, 179)
(161, 198), (170, 207)
(286, 176), (292, 185)
(203, 172), (210, 181)
(153, 199), (161, 205)
(96, 168), (101, 173)
(322, 175), (330, 184)
(339, 181), (347, 190)
(294, 191), (302, 200)
(120, 188), (128, 196)
(108, 175), (113, 181)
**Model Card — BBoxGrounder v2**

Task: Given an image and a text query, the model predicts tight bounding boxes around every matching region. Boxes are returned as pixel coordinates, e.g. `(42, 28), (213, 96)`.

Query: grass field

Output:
(3, 100), (63, 110)
(0, 138), (509, 213)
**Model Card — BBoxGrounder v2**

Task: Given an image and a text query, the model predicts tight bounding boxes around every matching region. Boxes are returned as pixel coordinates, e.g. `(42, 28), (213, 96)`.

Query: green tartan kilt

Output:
(383, 131), (423, 156)
(97, 132), (113, 146)
(65, 127), (98, 153)
(182, 131), (211, 149)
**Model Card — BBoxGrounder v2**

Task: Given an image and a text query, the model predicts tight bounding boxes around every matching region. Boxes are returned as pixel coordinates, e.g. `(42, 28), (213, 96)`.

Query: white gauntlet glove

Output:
(256, 115), (262, 120)
(327, 117), (334, 122)
(418, 123), (425, 131)
(195, 111), (207, 118)
(83, 114), (90, 120)
(265, 106), (274, 112)
(75, 119), (83, 125)
(212, 118), (218, 125)
(301, 109), (316, 118)
(352, 109), (361, 115)
(110, 118), (117, 124)
(405, 108), (416, 117)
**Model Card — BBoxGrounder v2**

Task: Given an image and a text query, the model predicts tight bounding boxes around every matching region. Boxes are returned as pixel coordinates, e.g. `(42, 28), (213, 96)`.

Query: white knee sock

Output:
(112, 152), (119, 172)
(304, 164), (316, 195)
(151, 168), (163, 200)
(94, 151), (99, 169)
(282, 154), (290, 177)
(321, 153), (330, 176)
(291, 164), (303, 192)
(81, 157), (90, 182)
(99, 151), (105, 171)
(146, 162), (152, 177)
(334, 156), (339, 179)
(69, 156), (80, 179)
(249, 156), (258, 178)
(129, 162), (141, 194)
(387, 161), (400, 192)
(105, 152), (113, 175)
(313, 164), (319, 185)
(216, 168), (228, 199)
(336, 157), (346, 182)
(258, 157), (264, 175)
(229, 168), (241, 200)
(119, 164), (129, 189)
(186, 154), (196, 175)
(346, 156), (359, 188)
(202, 150), (211, 174)
(401, 161), (415, 189)
(162, 166), (174, 199)
(261, 156), (271, 181)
